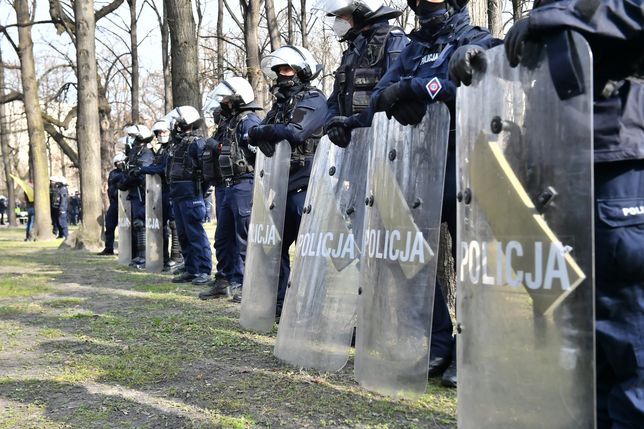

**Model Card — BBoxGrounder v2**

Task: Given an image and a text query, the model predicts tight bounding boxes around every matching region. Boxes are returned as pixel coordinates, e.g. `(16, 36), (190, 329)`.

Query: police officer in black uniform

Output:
(166, 106), (213, 286)
(322, 0), (408, 147)
(52, 177), (69, 239)
(248, 45), (328, 318)
(137, 119), (184, 272)
(199, 77), (262, 300)
(118, 125), (154, 267)
(49, 176), (60, 236)
(472, 1), (643, 426)
(371, 0), (500, 387)
(98, 153), (128, 255)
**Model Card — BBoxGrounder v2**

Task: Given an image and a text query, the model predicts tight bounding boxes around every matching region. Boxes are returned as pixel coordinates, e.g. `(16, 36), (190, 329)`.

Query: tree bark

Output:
(217, 0), (226, 80)
(265, 0), (281, 51)
(162, 5), (173, 112)
(487, 0), (504, 37)
(128, 0), (140, 122)
(300, 0), (308, 48)
(14, 0), (53, 240)
(164, 0), (200, 109)
(287, 0), (294, 44)
(468, 0), (488, 28)
(0, 53), (17, 226)
(74, 0), (103, 248)
(243, 0), (264, 108)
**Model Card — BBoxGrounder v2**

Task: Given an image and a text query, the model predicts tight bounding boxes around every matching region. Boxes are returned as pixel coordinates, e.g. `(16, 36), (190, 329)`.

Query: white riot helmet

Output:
(58, 176), (68, 186)
(113, 152), (127, 165)
(203, 77), (260, 117)
(49, 175), (60, 183)
(124, 124), (154, 143)
(260, 45), (323, 82)
(151, 120), (171, 144)
(315, 0), (400, 39)
(167, 106), (202, 131)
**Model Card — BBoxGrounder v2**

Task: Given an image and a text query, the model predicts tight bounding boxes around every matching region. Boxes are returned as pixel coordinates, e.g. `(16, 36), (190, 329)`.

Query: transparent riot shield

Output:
(274, 129), (371, 371)
(145, 174), (164, 272)
(456, 33), (595, 429)
(117, 190), (132, 265)
(355, 105), (450, 398)
(240, 141), (292, 332)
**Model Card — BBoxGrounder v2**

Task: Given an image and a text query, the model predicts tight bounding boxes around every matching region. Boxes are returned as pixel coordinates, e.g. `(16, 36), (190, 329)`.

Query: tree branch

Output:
(96, 0), (126, 22)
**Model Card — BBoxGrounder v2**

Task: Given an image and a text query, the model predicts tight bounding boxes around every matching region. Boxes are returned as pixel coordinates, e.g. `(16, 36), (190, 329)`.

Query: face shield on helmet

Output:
(151, 120), (171, 144)
(318, 0), (383, 17)
(113, 152), (127, 166)
(203, 77), (258, 120)
(124, 124), (154, 144)
(407, 0), (469, 13)
(260, 45), (323, 83)
(172, 106), (203, 132)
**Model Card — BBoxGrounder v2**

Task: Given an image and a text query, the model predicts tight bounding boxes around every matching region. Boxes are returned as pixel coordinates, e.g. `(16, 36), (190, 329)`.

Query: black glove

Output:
(257, 140), (276, 158)
(129, 166), (141, 177)
(505, 17), (532, 68)
(325, 116), (352, 148)
(448, 45), (487, 87)
(388, 100), (426, 126)
(373, 80), (414, 112)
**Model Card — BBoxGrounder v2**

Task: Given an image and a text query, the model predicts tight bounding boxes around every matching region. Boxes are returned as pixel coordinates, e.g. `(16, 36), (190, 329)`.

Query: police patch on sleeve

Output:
(426, 77), (442, 100)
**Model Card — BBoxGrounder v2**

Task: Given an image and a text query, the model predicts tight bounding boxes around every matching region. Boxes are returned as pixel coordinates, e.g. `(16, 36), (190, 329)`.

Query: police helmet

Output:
(203, 77), (260, 114)
(151, 120), (171, 144)
(319, 0), (401, 23)
(113, 152), (127, 165)
(58, 176), (68, 186)
(260, 45), (323, 82)
(171, 106), (203, 131)
(124, 124), (154, 143)
(49, 175), (60, 183)
(406, 0), (469, 13)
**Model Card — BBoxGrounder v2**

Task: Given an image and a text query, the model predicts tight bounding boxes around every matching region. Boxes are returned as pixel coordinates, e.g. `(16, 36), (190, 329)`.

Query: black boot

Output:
(198, 277), (232, 300)
(129, 223), (146, 268)
(441, 358), (457, 388)
(97, 248), (114, 256)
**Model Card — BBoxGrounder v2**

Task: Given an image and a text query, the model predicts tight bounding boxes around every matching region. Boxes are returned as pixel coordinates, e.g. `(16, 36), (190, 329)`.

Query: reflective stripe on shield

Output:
(274, 130), (371, 371)
(145, 174), (164, 272)
(355, 105), (450, 398)
(240, 141), (291, 333)
(456, 34), (595, 428)
(117, 190), (132, 265)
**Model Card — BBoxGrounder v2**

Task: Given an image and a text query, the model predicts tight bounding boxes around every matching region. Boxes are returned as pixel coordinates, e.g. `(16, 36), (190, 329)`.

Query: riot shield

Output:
(355, 105), (450, 398)
(117, 190), (132, 265)
(274, 129), (371, 371)
(456, 34), (595, 428)
(145, 174), (164, 272)
(240, 141), (292, 333)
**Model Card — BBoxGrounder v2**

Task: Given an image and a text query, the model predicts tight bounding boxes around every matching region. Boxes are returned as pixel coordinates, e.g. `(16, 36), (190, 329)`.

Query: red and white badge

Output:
(426, 77), (442, 100)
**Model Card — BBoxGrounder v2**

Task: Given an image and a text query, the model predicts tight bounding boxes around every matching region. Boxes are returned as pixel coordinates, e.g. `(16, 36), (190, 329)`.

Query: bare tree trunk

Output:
(300, 0), (308, 48)
(287, 0), (294, 44)
(0, 53), (17, 226)
(164, 0), (200, 109)
(512, 0), (525, 21)
(265, 0), (281, 51)
(487, 0), (503, 37)
(217, 0), (226, 80)
(468, 0), (488, 28)
(128, 0), (140, 122)
(243, 0), (265, 108)
(14, 0), (53, 240)
(74, 0), (103, 248)
(147, 0), (173, 113)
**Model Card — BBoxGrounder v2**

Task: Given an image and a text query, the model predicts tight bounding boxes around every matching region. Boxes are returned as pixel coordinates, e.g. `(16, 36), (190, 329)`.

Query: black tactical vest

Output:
(167, 135), (200, 184)
(335, 25), (403, 116)
(264, 87), (323, 167)
(217, 113), (253, 178)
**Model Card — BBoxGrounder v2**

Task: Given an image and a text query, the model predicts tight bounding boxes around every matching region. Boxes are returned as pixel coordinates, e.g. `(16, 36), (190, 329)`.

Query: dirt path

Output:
(0, 227), (456, 429)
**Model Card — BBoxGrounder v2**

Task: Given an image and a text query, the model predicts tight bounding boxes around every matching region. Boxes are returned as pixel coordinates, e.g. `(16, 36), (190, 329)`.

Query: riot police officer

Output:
(166, 106), (212, 286)
(370, 0), (499, 387)
(199, 77), (262, 300)
(49, 176), (60, 236)
(322, 0), (408, 147)
(68, 191), (81, 225)
(248, 45), (328, 318)
(489, 1), (644, 426)
(137, 119), (184, 272)
(118, 125), (154, 267)
(99, 153), (127, 256)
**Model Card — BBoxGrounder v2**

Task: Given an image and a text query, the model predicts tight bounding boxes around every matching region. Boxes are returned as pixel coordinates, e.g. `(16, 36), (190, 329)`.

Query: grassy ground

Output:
(0, 225), (456, 429)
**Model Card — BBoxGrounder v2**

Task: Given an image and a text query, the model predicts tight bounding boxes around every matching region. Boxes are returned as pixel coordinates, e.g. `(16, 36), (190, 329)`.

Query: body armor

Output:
(335, 25), (403, 116)
(167, 135), (201, 184)
(217, 113), (254, 179)
(264, 87), (323, 169)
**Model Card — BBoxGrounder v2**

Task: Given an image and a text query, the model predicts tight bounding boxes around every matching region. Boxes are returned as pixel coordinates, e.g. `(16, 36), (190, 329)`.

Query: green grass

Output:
(0, 273), (53, 297)
(42, 297), (85, 308)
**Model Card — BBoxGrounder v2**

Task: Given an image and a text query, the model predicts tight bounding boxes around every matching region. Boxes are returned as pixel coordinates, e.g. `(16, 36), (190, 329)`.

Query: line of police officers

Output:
(98, 0), (643, 426)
